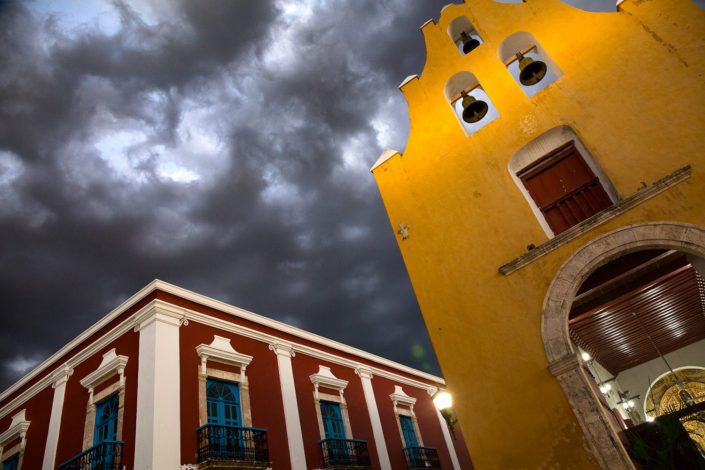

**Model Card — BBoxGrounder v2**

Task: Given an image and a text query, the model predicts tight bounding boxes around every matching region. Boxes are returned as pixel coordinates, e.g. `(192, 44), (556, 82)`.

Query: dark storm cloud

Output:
(0, 0), (450, 391)
(0, 0), (630, 391)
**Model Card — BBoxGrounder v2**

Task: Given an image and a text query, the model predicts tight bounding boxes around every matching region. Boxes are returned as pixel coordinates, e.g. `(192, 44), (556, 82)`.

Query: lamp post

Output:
(432, 388), (458, 439)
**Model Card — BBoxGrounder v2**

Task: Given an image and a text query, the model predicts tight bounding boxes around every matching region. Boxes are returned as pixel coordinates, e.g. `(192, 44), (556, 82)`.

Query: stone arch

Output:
(541, 222), (705, 469)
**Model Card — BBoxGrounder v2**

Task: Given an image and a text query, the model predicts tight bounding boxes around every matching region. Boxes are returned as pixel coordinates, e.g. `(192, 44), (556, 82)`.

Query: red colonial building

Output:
(0, 280), (472, 470)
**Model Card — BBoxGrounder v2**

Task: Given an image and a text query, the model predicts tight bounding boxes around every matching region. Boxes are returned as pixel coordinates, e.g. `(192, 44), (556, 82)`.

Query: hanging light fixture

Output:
(515, 52), (547, 86)
(460, 31), (480, 54)
(460, 91), (488, 123)
(432, 388), (458, 438)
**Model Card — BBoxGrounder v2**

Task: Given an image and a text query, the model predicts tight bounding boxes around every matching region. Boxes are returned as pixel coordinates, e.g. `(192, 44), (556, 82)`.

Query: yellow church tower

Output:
(372, 0), (705, 468)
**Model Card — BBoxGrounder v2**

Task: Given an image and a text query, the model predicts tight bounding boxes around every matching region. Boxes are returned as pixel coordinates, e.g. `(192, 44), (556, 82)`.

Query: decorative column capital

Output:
(269, 342), (295, 358)
(355, 367), (374, 380)
(133, 300), (187, 332)
(50, 363), (74, 388)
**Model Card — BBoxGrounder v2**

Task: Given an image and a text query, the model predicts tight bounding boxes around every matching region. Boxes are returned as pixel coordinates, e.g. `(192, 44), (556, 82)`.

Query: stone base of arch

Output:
(541, 222), (705, 470)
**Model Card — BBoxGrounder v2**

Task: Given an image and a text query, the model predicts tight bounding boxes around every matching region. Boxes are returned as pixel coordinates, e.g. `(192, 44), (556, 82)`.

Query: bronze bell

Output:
(460, 32), (480, 54)
(460, 91), (488, 123)
(516, 52), (547, 86)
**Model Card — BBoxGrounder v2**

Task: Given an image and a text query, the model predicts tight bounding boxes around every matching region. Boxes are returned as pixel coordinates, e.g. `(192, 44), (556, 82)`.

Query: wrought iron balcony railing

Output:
(319, 438), (371, 468)
(197, 424), (269, 464)
(58, 440), (123, 470)
(403, 446), (441, 469)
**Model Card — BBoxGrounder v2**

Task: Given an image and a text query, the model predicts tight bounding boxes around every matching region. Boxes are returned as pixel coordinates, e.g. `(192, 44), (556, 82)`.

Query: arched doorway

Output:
(541, 222), (705, 469)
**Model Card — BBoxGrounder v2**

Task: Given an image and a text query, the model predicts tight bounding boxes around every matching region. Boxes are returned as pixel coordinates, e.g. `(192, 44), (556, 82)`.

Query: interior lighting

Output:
(581, 352), (591, 361)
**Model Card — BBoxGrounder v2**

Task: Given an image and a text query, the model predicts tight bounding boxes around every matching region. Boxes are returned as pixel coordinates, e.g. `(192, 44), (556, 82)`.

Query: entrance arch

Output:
(540, 222), (705, 469)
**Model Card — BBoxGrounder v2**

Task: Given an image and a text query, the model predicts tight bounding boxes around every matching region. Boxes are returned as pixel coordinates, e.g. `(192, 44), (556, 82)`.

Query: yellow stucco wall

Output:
(372, 0), (705, 468)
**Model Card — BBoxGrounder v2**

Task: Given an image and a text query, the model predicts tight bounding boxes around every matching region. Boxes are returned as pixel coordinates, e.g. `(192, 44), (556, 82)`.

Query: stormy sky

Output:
(0, 0), (654, 392)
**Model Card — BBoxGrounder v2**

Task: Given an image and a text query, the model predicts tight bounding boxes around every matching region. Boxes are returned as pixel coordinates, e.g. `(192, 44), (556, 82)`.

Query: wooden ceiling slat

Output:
(568, 263), (705, 375)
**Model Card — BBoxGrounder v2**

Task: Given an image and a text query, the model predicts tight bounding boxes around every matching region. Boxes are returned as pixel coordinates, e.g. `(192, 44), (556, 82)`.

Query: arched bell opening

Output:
(447, 16), (483, 55)
(541, 223), (705, 469)
(498, 31), (562, 97)
(444, 71), (499, 136)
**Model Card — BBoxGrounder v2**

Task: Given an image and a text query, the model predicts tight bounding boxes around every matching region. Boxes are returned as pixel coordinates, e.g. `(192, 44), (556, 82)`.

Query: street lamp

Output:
(432, 388), (458, 438)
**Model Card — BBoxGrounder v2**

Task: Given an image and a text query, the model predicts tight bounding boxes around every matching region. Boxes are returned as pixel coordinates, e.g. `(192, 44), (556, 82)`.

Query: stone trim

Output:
(311, 367), (352, 440)
(541, 221), (705, 469)
(499, 165), (691, 275)
(390, 386), (424, 448)
(0, 409), (30, 467)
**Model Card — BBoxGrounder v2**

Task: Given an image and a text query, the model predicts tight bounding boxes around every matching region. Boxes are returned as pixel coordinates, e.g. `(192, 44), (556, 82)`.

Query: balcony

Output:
(319, 438), (371, 469)
(58, 440), (123, 470)
(196, 424), (270, 468)
(403, 446), (441, 469)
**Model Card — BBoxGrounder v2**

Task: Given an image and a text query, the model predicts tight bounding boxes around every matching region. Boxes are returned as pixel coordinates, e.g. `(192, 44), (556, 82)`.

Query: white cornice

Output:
(390, 385), (417, 410)
(0, 409), (30, 447)
(0, 280), (444, 418)
(310, 366), (348, 391)
(79, 349), (129, 391)
(196, 336), (253, 375)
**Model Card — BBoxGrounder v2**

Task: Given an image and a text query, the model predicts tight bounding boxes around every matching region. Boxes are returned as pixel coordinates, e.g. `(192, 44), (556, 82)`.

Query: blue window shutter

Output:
(2, 454), (19, 470)
(206, 379), (242, 426)
(320, 401), (346, 439)
(94, 393), (119, 445)
(399, 415), (419, 448)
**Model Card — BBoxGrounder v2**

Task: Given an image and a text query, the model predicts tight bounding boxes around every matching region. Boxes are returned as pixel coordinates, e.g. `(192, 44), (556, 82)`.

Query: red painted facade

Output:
(0, 281), (473, 470)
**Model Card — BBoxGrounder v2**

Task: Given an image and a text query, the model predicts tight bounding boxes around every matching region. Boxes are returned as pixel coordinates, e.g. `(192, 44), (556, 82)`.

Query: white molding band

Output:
(0, 280), (443, 416)
(270, 342), (306, 470)
(0, 409), (30, 456)
(41, 365), (73, 470)
(356, 368), (391, 470)
(196, 335), (253, 375)
(389, 385), (416, 413)
(133, 305), (182, 470)
(435, 408), (461, 470)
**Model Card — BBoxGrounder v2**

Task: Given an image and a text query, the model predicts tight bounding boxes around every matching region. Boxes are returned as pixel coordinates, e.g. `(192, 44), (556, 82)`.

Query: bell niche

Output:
(444, 71), (500, 136)
(447, 16), (483, 55)
(498, 32), (561, 97)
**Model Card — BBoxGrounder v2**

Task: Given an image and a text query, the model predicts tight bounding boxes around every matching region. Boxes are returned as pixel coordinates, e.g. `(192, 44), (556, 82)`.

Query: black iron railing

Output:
(320, 438), (371, 468)
(197, 424), (269, 463)
(58, 440), (123, 470)
(403, 446), (441, 469)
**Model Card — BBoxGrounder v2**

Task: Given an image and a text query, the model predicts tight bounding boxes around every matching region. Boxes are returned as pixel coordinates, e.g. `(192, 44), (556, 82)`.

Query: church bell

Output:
(460, 91), (488, 123)
(516, 52), (547, 86)
(460, 32), (480, 54)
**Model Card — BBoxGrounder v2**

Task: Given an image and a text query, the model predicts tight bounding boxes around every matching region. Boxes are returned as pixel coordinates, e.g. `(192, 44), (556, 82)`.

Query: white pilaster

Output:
(269, 342), (306, 470)
(356, 368), (391, 470)
(42, 364), (73, 470)
(134, 303), (184, 469)
(435, 408), (461, 470)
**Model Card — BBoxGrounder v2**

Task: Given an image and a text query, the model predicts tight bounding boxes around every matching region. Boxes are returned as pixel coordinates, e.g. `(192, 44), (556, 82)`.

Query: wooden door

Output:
(518, 141), (612, 234)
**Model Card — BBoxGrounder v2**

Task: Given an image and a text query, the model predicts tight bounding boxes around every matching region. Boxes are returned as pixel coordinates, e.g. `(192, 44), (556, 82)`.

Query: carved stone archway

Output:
(541, 222), (705, 469)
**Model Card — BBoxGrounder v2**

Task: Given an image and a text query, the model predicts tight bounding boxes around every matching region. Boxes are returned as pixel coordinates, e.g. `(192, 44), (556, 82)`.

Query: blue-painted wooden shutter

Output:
(94, 393), (119, 445)
(320, 401), (346, 439)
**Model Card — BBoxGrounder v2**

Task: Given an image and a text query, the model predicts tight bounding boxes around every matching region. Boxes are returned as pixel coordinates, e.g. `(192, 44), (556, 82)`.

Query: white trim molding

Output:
(389, 385), (416, 412)
(196, 335), (253, 375)
(356, 368), (391, 470)
(0, 409), (30, 464)
(41, 364), (73, 470)
(270, 342), (306, 470)
(80, 349), (128, 398)
(310, 366), (348, 394)
(0, 281), (443, 421)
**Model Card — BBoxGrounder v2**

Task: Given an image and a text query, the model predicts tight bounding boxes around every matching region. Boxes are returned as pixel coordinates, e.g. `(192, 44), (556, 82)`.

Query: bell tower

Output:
(371, 0), (705, 468)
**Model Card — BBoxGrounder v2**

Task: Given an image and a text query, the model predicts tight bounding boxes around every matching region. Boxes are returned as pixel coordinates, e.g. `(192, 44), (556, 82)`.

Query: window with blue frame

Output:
(94, 393), (119, 445)
(206, 379), (242, 426)
(399, 415), (419, 448)
(320, 401), (346, 439)
(1, 454), (19, 470)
